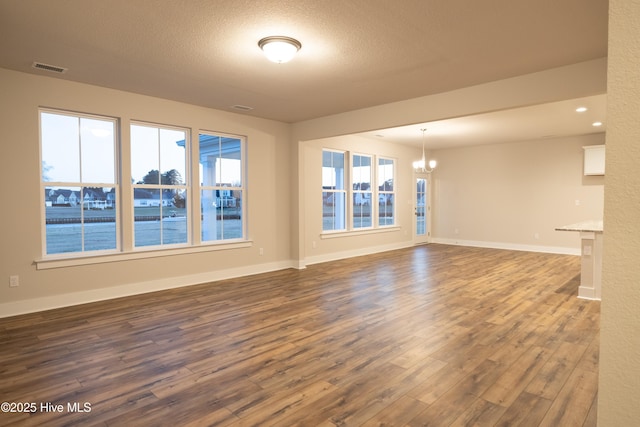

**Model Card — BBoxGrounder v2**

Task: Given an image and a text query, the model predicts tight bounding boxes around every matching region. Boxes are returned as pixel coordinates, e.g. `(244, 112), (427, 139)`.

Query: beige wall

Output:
(2, 59), (607, 316)
(431, 134), (605, 253)
(292, 58), (607, 263)
(1, 8), (637, 422)
(0, 68), (293, 317)
(301, 134), (419, 264)
(598, 0), (640, 424)
(298, 131), (605, 265)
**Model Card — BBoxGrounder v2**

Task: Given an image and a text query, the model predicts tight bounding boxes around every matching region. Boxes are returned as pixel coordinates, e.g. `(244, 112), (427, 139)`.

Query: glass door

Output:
(414, 174), (431, 244)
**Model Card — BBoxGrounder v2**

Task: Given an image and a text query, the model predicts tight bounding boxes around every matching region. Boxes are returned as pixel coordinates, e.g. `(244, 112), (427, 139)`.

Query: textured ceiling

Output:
(0, 0), (608, 126)
(358, 94), (607, 149)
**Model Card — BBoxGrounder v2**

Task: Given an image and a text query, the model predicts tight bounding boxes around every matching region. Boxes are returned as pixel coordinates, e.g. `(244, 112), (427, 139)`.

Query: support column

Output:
(578, 231), (603, 300)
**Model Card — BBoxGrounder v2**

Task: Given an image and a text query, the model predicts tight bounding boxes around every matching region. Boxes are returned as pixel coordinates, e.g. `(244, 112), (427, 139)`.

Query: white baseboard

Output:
(0, 260), (297, 319)
(303, 241), (414, 266)
(431, 237), (580, 255)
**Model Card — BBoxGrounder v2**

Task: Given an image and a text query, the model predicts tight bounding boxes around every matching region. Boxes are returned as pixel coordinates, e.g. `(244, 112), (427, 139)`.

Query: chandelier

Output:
(413, 128), (437, 173)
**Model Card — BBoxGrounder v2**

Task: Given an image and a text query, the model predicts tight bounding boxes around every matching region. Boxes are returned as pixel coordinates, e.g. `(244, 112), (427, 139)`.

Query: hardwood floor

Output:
(0, 244), (599, 426)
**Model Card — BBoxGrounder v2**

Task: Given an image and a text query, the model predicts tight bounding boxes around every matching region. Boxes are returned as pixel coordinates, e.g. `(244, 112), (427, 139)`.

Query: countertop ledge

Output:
(556, 220), (603, 232)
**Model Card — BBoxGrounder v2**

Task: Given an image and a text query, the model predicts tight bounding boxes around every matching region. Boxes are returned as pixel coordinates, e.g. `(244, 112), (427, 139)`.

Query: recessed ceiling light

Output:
(576, 107), (588, 113)
(592, 121), (603, 127)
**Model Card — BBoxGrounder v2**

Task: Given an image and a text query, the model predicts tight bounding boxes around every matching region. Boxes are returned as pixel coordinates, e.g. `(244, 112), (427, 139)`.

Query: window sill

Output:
(321, 226), (401, 239)
(35, 240), (253, 270)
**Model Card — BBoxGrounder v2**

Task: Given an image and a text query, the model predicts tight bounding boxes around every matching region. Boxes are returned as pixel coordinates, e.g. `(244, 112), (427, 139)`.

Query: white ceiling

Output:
(358, 94), (607, 149)
(0, 0), (608, 146)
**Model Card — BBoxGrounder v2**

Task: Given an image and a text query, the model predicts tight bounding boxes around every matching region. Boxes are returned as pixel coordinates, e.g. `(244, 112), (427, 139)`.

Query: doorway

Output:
(414, 174), (431, 244)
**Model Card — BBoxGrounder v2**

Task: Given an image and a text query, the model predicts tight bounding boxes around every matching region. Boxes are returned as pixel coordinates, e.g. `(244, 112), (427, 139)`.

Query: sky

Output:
(41, 111), (240, 187)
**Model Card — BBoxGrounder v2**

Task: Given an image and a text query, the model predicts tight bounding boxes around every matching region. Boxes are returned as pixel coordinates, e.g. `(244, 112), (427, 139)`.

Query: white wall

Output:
(292, 58), (607, 263)
(0, 68), (293, 317)
(598, 0), (640, 424)
(431, 134), (605, 253)
(0, 59), (609, 317)
(301, 134), (419, 265)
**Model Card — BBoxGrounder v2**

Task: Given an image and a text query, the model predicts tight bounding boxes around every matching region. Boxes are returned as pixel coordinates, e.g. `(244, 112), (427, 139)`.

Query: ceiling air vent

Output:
(32, 62), (68, 74)
(232, 105), (254, 111)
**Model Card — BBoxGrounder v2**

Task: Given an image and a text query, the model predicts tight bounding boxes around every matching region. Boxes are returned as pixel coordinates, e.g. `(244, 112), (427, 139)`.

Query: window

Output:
(322, 149), (396, 234)
(378, 157), (395, 226)
(131, 123), (188, 248)
(199, 132), (245, 241)
(352, 154), (372, 229)
(40, 110), (118, 255)
(322, 150), (346, 231)
(39, 108), (249, 260)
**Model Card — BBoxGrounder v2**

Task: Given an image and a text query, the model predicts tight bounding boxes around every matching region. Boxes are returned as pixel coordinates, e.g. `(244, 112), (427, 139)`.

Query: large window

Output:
(39, 108), (248, 259)
(352, 154), (372, 229)
(378, 157), (395, 226)
(40, 110), (118, 255)
(131, 123), (188, 248)
(199, 132), (245, 241)
(322, 150), (346, 231)
(322, 149), (395, 233)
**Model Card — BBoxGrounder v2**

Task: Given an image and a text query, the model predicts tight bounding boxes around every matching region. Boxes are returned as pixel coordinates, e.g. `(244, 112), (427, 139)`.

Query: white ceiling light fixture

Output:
(258, 36), (301, 63)
(413, 128), (437, 173)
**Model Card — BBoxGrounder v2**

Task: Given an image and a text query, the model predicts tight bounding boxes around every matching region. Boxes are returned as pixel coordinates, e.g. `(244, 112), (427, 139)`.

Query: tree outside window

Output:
(131, 123), (188, 248)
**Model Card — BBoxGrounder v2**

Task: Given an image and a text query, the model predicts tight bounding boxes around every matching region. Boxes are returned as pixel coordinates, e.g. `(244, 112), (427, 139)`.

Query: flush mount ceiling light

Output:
(258, 36), (301, 63)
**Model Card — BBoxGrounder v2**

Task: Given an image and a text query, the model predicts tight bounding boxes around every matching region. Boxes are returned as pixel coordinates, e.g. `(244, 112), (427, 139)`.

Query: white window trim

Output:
(197, 130), (248, 244)
(37, 109), (250, 264)
(322, 149), (348, 232)
(351, 152), (374, 230)
(35, 240), (253, 270)
(130, 121), (191, 249)
(321, 150), (397, 236)
(39, 108), (121, 257)
(377, 156), (396, 228)
(321, 226), (401, 239)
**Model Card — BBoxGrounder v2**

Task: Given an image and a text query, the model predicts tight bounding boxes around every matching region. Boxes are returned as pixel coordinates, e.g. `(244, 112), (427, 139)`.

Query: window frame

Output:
(322, 149), (347, 232)
(377, 156), (396, 228)
(39, 108), (120, 257)
(197, 131), (247, 244)
(130, 121), (190, 249)
(351, 153), (373, 230)
(321, 148), (398, 236)
(37, 108), (251, 267)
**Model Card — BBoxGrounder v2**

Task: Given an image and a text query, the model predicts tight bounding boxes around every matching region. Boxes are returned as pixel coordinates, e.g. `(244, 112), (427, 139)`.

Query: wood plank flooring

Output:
(0, 244), (599, 426)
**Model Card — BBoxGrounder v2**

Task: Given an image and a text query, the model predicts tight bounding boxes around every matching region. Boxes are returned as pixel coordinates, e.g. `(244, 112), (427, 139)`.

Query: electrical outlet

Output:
(259, 248), (264, 256)
(9, 275), (19, 287)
